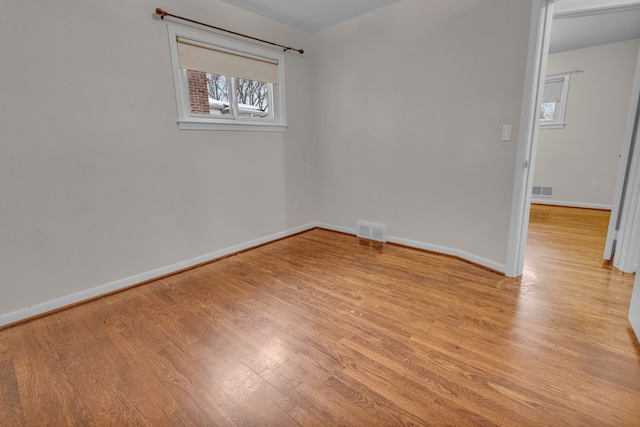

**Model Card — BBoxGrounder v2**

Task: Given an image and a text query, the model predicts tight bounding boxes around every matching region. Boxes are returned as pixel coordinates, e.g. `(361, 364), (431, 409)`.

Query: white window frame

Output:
(167, 25), (287, 131)
(540, 72), (570, 129)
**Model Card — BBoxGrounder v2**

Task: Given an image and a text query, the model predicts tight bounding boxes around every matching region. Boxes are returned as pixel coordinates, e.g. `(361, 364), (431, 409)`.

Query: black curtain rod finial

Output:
(156, 8), (167, 19)
(285, 47), (305, 54)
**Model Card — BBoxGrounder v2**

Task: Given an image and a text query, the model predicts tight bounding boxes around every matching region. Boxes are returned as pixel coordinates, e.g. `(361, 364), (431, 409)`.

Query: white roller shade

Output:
(177, 37), (279, 84)
(543, 78), (564, 103)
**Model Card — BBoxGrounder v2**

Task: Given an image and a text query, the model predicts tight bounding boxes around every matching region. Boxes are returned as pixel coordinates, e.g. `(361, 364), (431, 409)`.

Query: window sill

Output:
(177, 120), (288, 132)
(540, 122), (566, 129)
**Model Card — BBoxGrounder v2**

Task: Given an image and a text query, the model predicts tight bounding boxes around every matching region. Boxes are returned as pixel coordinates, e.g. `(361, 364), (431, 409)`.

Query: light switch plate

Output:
(502, 124), (513, 141)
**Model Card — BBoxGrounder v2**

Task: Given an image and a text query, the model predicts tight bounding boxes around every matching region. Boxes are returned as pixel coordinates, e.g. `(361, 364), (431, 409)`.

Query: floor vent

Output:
(532, 186), (555, 197)
(357, 221), (387, 242)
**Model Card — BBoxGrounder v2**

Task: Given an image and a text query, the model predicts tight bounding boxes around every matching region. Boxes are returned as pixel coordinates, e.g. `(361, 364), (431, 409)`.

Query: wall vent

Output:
(532, 186), (555, 197)
(357, 221), (387, 242)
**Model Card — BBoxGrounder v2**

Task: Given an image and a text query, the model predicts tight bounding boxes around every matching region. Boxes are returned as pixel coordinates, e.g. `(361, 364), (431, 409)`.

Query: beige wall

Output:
(534, 38), (640, 208)
(0, 0), (315, 316)
(312, 0), (533, 267)
(0, 0), (537, 320)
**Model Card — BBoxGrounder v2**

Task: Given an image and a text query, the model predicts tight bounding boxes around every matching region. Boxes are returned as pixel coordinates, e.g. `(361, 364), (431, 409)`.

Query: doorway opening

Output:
(508, 0), (640, 277)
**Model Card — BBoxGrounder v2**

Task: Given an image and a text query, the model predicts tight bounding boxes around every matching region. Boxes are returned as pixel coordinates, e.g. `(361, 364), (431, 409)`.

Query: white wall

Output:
(533, 38), (640, 209)
(312, 0), (533, 268)
(0, 0), (315, 319)
(0, 0), (538, 323)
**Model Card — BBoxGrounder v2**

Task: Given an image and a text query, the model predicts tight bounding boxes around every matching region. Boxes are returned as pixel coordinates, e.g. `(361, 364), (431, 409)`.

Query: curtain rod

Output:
(155, 8), (304, 54)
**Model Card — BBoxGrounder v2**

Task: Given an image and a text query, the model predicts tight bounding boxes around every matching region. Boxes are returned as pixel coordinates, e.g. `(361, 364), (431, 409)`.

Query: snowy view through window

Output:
(206, 73), (269, 118)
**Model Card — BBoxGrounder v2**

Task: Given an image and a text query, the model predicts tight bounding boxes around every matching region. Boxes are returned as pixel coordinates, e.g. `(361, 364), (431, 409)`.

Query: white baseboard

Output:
(316, 223), (506, 273)
(387, 236), (506, 273)
(0, 223), (318, 328)
(315, 222), (357, 236)
(531, 199), (612, 210)
(1, 221), (506, 327)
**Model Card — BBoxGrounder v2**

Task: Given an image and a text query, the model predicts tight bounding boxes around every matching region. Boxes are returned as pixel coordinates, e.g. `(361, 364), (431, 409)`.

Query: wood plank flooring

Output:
(1, 204), (639, 426)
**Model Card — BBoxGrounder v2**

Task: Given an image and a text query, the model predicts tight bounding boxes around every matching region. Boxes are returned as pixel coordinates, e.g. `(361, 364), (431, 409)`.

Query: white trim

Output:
(506, 0), (554, 277)
(531, 199), (612, 210)
(554, 2), (640, 18)
(1, 220), (511, 327)
(539, 72), (571, 129)
(167, 25), (287, 131)
(316, 223), (506, 273)
(629, 273), (640, 341)
(539, 123), (566, 129)
(177, 121), (288, 131)
(0, 223), (317, 327)
(613, 96), (640, 273)
(605, 44), (640, 261)
(316, 222), (357, 235)
(386, 236), (506, 273)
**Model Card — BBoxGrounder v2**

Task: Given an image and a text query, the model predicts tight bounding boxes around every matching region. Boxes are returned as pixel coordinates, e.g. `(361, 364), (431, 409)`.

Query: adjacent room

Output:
(1, 0), (640, 425)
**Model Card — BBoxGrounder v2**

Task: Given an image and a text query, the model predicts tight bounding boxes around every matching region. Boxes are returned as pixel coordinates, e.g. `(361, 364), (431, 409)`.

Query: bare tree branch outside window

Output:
(235, 78), (269, 112)
(207, 74), (229, 103)
(207, 74), (268, 109)
(205, 73), (269, 117)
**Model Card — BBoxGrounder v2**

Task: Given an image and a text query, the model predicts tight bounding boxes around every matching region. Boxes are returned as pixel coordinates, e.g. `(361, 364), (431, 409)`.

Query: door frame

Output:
(606, 47), (640, 271)
(506, 0), (640, 277)
(505, 0), (556, 277)
(629, 270), (640, 341)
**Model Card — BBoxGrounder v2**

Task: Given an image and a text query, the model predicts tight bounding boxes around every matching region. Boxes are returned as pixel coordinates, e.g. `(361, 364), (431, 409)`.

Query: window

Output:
(167, 25), (287, 131)
(540, 73), (570, 129)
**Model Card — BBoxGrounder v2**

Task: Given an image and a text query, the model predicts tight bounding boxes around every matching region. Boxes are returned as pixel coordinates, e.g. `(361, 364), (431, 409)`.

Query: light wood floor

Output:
(1, 205), (639, 426)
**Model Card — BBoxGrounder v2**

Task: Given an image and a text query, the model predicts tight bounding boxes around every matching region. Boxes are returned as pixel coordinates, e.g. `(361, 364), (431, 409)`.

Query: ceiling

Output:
(550, 3), (640, 53)
(222, 0), (640, 52)
(222, 0), (401, 32)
